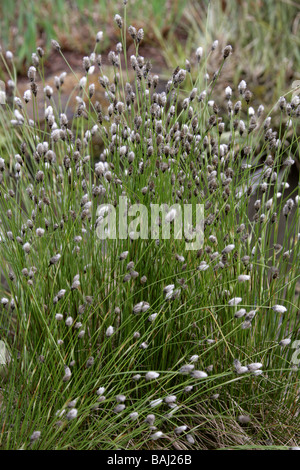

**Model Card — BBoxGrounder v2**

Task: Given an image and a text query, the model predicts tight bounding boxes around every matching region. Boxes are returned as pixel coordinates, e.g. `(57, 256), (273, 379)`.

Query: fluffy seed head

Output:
(30, 431), (41, 443)
(51, 40), (61, 51)
(66, 408), (78, 420)
(228, 297), (242, 306)
(145, 371), (160, 381)
(114, 14), (123, 28)
(272, 305), (287, 314)
(151, 431), (164, 440)
(238, 415), (251, 424)
(106, 325), (115, 337)
(279, 338), (291, 347)
(23, 242), (31, 253)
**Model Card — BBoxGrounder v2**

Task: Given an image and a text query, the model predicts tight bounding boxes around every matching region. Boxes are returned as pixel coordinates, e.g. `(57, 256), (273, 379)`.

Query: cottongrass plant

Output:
(0, 3), (300, 450)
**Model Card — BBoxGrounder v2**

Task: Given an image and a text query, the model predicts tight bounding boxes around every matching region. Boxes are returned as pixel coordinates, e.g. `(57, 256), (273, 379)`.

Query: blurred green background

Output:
(0, 0), (300, 104)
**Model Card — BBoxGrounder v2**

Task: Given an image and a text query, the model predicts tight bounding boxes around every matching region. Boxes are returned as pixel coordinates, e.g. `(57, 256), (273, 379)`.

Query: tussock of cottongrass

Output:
(0, 3), (299, 451)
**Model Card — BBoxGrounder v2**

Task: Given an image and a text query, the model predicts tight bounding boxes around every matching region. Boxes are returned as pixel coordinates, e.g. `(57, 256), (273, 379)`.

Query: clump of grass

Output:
(0, 2), (299, 450)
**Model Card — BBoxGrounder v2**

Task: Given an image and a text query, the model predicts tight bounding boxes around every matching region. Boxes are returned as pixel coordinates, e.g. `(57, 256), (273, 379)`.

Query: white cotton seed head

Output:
(150, 399), (163, 408)
(198, 262), (209, 271)
(114, 404), (126, 413)
(145, 371), (160, 381)
(179, 364), (194, 374)
(238, 275), (250, 282)
(164, 395), (177, 404)
(234, 308), (246, 318)
(65, 316), (73, 327)
(24, 90), (32, 103)
(241, 321), (251, 330)
(211, 394), (219, 399)
(211, 40), (218, 51)
(247, 362), (263, 371)
(49, 254), (61, 265)
(151, 431), (164, 440)
(279, 338), (291, 347)
(30, 431), (41, 442)
(238, 415), (251, 424)
(225, 86), (232, 99)
(272, 305), (287, 314)
(190, 355), (199, 362)
(145, 414), (155, 425)
(106, 325), (114, 337)
(186, 434), (195, 444)
(23, 242), (31, 253)
(96, 31), (103, 42)
(63, 366), (72, 382)
(222, 244), (235, 254)
(163, 284), (175, 294)
(132, 374), (141, 381)
(57, 289), (66, 299)
(115, 394), (126, 403)
(196, 46), (203, 61)
(36, 228), (45, 237)
(66, 408), (78, 420)
(148, 313), (158, 322)
(165, 208), (177, 223)
(190, 370), (208, 379)
(238, 80), (247, 94)
(175, 425), (187, 434)
(228, 297), (242, 306)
